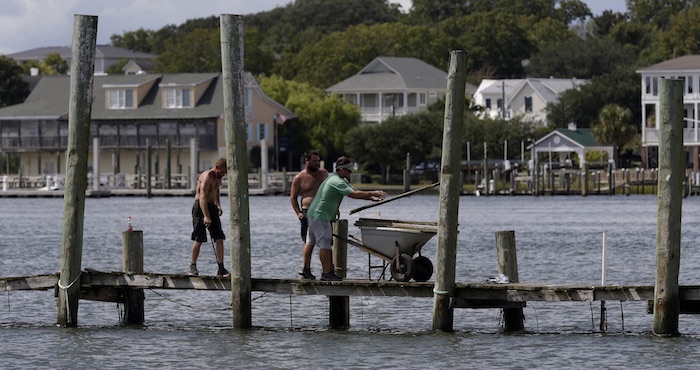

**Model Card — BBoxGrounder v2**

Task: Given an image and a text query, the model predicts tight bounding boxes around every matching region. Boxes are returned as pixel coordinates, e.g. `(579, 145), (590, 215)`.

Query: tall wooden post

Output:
(57, 14), (97, 327)
(653, 78), (684, 336)
(403, 152), (411, 193)
(92, 137), (100, 191)
(221, 14), (252, 328)
(146, 139), (152, 198)
(496, 230), (524, 331)
(190, 137), (197, 191)
(122, 229), (144, 324)
(166, 138), (172, 189)
(330, 220), (349, 328)
(432, 50), (466, 331)
(581, 162), (589, 196)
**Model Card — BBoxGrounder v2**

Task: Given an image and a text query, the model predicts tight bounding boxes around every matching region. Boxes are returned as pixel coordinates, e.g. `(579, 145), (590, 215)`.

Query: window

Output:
(652, 77), (658, 96)
(485, 98), (491, 110)
(247, 123), (253, 142)
(257, 123), (268, 141)
(108, 89), (134, 109)
(246, 89), (253, 107)
(524, 96), (533, 113)
(689, 76), (694, 94)
(497, 99), (503, 110)
(419, 92), (426, 105)
(165, 88), (191, 108)
(645, 77), (651, 95)
(343, 94), (357, 105)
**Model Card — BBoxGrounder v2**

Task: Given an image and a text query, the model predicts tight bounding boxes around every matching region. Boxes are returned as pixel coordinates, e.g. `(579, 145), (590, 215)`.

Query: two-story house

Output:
(0, 72), (295, 177)
(326, 56), (476, 123)
(472, 78), (588, 125)
(636, 55), (700, 170)
(6, 45), (156, 76)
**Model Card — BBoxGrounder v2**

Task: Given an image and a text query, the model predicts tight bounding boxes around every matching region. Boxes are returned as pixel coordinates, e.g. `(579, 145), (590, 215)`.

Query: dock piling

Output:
(330, 220), (350, 328)
(58, 14), (98, 327)
(121, 229), (144, 324)
(653, 78), (684, 336)
(495, 230), (524, 331)
(432, 50), (466, 332)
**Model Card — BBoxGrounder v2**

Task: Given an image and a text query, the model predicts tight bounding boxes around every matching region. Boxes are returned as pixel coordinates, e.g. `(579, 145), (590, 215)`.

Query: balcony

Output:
(643, 128), (700, 145)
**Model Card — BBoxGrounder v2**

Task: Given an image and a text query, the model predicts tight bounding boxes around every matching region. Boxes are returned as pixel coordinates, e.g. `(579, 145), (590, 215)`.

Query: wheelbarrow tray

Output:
(353, 218), (437, 260)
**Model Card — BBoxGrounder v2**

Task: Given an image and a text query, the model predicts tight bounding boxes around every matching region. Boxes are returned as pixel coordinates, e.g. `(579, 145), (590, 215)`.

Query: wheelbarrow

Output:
(347, 218), (438, 282)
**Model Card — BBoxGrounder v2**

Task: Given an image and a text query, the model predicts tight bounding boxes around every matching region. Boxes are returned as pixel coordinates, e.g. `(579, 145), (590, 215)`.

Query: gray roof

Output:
(0, 72), (294, 121)
(326, 56), (448, 92)
(637, 55), (700, 73)
(4, 45), (155, 62)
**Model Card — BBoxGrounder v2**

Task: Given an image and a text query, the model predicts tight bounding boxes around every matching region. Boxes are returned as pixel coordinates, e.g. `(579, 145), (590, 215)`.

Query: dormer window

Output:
(108, 89), (134, 109)
(165, 88), (192, 108)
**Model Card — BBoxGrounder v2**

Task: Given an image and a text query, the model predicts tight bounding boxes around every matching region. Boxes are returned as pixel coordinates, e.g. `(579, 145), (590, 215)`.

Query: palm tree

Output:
(592, 104), (637, 167)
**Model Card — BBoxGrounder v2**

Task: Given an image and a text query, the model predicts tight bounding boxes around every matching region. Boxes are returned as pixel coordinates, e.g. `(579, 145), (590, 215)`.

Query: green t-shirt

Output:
(307, 173), (354, 221)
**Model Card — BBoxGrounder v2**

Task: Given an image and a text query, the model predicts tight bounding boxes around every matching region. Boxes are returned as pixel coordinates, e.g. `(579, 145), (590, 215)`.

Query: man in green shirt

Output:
(306, 156), (387, 281)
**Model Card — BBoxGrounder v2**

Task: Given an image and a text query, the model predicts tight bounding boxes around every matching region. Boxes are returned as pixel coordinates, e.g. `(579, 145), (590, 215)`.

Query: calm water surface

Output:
(2, 194), (700, 368)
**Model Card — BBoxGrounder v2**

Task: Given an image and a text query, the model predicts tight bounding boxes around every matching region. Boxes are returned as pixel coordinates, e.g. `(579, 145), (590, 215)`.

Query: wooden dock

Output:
(5, 270), (699, 306)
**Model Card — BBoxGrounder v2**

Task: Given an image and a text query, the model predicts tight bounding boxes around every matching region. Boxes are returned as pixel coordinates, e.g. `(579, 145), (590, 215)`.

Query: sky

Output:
(0, 0), (627, 55)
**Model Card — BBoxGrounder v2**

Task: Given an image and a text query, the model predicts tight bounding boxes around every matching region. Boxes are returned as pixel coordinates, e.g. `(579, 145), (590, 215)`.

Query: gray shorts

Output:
(306, 218), (333, 250)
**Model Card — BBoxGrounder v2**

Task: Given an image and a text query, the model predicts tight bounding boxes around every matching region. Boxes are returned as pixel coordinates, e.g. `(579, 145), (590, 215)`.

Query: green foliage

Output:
(106, 59), (129, 75)
(110, 28), (158, 53)
(20, 53), (68, 76)
(156, 28), (221, 73)
(440, 12), (532, 78)
(285, 22), (447, 87)
(592, 104), (637, 166)
(527, 37), (636, 79)
(546, 69), (640, 129)
(0, 56), (29, 108)
(258, 75), (361, 163)
(345, 110), (443, 182)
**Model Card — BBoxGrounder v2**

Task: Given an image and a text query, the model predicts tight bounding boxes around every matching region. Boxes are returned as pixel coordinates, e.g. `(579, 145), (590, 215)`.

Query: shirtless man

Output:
(189, 158), (230, 278)
(290, 150), (329, 279)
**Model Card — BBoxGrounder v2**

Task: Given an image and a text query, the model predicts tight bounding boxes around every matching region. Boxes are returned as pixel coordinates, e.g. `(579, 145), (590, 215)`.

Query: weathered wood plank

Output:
(2, 271), (699, 306)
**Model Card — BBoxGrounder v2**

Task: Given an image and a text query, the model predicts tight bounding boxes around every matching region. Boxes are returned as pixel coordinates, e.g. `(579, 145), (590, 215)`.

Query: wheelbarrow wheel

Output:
(412, 256), (433, 282)
(390, 253), (414, 282)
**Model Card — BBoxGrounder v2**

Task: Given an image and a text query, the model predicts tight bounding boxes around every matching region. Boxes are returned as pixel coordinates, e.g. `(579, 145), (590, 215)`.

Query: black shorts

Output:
(191, 200), (225, 242)
(300, 208), (308, 242)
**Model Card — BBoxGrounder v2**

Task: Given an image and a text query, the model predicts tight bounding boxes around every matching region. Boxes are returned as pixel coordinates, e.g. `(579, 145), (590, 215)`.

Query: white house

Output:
(326, 56), (476, 123)
(472, 78), (587, 125)
(636, 55), (700, 169)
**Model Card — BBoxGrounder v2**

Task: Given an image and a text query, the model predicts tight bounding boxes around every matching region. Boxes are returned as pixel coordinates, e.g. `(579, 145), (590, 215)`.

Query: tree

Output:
(546, 69), (640, 130)
(345, 109), (443, 182)
(592, 104), (637, 167)
(0, 56), (29, 108)
(43, 53), (68, 75)
(627, 0), (700, 30)
(527, 37), (636, 79)
(156, 28), (221, 73)
(258, 75), (361, 165)
(110, 28), (157, 53)
(640, 7), (700, 64)
(440, 12), (533, 78)
(284, 22), (447, 88)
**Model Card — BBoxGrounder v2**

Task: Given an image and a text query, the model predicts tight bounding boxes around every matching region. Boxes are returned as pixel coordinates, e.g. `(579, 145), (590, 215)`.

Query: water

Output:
(3, 194), (700, 368)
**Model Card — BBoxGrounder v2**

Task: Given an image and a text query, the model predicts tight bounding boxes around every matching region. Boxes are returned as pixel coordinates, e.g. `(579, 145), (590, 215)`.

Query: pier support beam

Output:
(329, 220), (349, 329)
(58, 14), (97, 327)
(496, 230), (524, 331)
(653, 78), (684, 336)
(122, 230), (144, 324)
(221, 14), (252, 329)
(432, 50), (466, 332)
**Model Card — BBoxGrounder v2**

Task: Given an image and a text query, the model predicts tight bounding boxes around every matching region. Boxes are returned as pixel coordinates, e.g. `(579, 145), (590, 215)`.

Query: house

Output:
(5, 45), (156, 75)
(0, 72), (295, 177)
(636, 55), (700, 170)
(472, 78), (587, 125)
(326, 56), (477, 123)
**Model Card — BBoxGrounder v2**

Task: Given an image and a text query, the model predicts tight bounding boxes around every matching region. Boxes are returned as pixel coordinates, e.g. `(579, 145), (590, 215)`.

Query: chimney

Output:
(30, 67), (39, 76)
(568, 122), (577, 131)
